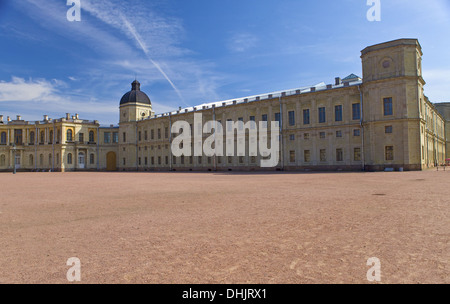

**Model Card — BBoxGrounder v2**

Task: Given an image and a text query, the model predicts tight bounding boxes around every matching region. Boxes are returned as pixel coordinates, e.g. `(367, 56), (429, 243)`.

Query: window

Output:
(30, 131), (35, 145)
(123, 132), (126, 143)
(208, 157), (212, 165)
(145, 157), (148, 166)
(0, 154), (5, 166)
(198, 156), (202, 164)
(66, 130), (73, 142)
(29, 154), (34, 166)
(173, 156), (177, 165)
(151, 129), (154, 140)
(113, 132), (119, 143)
(57, 130), (61, 143)
(353, 129), (361, 137)
(41, 131), (45, 144)
(289, 151), (296, 163)
(336, 130), (342, 138)
(228, 156), (232, 164)
(90, 154), (95, 165)
(49, 130), (53, 144)
(249, 116), (256, 129)
(138, 131), (142, 141)
(304, 150), (311, 162)
(67, 153), (73, 165)
(14, 129), (23, 145)
(165, 127), (169, 139)
(288, 111), (295, 126)
(304, 133), (310, 140)
(336, 149), (343, 162)
(289, 134), (295, 141)
(123, 158), (126, 166)
(352, 103), (361, 120)
(251, 156), (256, 164)
(318, 107), (326, 123)
(384, 97), (393, 116)
(144, 130), (148, 141)
(79, 133), (84, 143)
(165, 156), (168, 165)
(89, 131), (95, 143)
(320, 149), (327, 162)
(39, 154), (44, 166)
(335, 105), (343, 122)
(151, 157), (154, 165)
(158, 156), (161, 165)
(385, 126), (393, 134)
(320, 132), (326, 139)
(0, 132), (6, 145)
(274, 113), (281, 124)
(262, 114), (268, 128)
(239, 156), (244, 164)
(303, 109), (310, 125)
(104, 132), (111, 144)
(157, 128), (161, 139)
(354, 148), (361, 161)
(385, 146), (394, 161)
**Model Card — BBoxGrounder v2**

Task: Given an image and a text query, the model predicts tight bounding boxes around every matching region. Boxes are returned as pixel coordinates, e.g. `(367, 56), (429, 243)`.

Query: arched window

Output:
(29, 154), (34, 166)
(49, 130), (53, 144)
(40, 131), (45, 144)
(90, 153), (95, 165)
(67, 153), (73, 165)
(0, 154), (5, 166)
(30, 131), (35, 144)
(89, 131), (95, 143)
(0, 132), (6, 145)
(67, 129), (73, 142)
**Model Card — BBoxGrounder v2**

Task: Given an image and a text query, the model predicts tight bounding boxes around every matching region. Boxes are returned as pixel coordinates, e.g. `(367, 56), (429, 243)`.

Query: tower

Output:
(119, 80), (154, 170)
(360, 39), (425, 170)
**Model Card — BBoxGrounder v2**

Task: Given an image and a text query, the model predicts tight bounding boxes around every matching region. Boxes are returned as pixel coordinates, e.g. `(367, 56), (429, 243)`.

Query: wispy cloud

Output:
(227, 33), (259, 53)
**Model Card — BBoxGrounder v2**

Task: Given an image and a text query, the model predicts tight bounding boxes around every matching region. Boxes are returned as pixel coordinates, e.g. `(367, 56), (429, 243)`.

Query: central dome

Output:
(120, 80), (151, 105)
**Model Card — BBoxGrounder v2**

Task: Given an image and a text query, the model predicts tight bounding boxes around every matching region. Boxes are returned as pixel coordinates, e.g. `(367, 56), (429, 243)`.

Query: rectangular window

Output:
(145, 157), (148, 166)
(138, 131), (141, 141)
(318, 107), (326, 123)
(288, 111), (295, 126)
(304, 150), (311, 162)
(239, 156), (244, 164)
(165, 156), (168, 165)
(319, 132), (326, 139)
(249, 116), (256, 129)
(354, 148), (361, 161)
(123, 132), (126, 143)
(113, 132), (119, 143)
(336, 130), (342, 138)
(198, 156), (202, 164)
(289, 134), (295, 141)
(353, 129), (361, 137)
(335, 105), (343, 122)
(384, 98), (393, 116)
(385, 126), (393, 134)
(304, 133), (310, 140)
(158, 157), (162, 165)
(385, 146), (394, 161)
(151, 129), (154, 140)
(123, 158), (126, 166)
(251, 156), (256, 164)
(289, 150), (296, 163)
(275, 112), (281, 124)
(303, 109), (310, 125)
(352, 103), (361, 120)
(336, 149), (343, 162)
(144, 130), (148, 140)
(158, 129), (161, 139)
(151, 157), (154, 165)
(104, 132), (111, 144)
(320, 149), (327, 162)
(79, 133), (84, 143)
(228, 156), (232, 164)
(165, 127), (169, 139)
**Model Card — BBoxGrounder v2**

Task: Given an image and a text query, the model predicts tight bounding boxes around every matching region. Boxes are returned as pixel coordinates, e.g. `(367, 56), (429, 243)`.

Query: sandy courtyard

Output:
(0, 170), (448, 284)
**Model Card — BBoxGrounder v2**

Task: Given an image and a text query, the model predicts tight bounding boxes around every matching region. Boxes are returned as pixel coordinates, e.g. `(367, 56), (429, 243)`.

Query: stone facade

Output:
(0, 39), (447, 172)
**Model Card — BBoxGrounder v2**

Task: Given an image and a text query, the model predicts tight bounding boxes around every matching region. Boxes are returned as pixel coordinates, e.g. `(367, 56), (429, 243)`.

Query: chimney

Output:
(7, 116), (11, 122)
(17, 115), (22, 121)
(66, 113), (70, 120)
(0, 115), (3, 122)
(43, 115), (49, 121)
(75, 114), (79, 120)
(335, 77), (342, 85)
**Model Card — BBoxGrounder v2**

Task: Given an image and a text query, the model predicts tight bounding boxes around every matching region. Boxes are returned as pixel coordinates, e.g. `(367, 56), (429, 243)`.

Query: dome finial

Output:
(131, 79), (140, 91)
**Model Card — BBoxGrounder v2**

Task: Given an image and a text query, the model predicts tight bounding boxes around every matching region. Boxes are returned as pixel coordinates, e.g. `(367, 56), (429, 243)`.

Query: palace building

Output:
(0, 38), (448, 172)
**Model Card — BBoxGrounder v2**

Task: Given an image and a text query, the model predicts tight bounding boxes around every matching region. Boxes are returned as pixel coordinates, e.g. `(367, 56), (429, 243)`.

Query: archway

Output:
(106, 152), (117, 171)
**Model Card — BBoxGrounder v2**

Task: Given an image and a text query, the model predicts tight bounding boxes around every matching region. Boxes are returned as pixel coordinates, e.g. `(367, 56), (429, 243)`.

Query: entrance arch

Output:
(106, 152), (117, 171)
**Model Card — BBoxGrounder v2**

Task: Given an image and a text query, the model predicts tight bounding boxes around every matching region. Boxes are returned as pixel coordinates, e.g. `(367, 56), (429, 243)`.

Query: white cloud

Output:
(227, 33), (259, 53)
(0, 77), (56, 102)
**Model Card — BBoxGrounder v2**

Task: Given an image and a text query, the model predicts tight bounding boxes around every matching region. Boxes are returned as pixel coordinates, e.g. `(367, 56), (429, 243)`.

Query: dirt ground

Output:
(0, 170), (448, 284)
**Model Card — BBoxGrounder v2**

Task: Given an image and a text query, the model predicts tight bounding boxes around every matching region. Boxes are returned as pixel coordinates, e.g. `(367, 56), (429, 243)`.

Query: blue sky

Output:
(0, 0), (449, 125)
